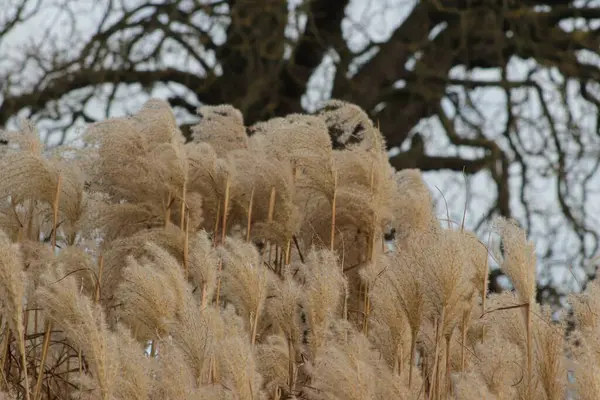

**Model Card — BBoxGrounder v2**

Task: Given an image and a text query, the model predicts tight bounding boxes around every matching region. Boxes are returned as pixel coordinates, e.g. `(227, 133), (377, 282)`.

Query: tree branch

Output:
(0, 69), (209, 126)
(276, 0), (350, 116)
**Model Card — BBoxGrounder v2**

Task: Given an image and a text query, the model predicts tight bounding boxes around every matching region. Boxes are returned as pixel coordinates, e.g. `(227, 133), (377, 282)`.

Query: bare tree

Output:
(1, 0), (600, 303)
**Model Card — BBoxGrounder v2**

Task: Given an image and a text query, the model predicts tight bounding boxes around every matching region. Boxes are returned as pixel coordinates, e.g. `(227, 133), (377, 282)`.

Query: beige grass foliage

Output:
(0, 99), (594, 400)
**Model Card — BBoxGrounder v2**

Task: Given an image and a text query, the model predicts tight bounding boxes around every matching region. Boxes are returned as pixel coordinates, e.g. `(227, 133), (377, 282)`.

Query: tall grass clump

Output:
(0, 99), (594, 399)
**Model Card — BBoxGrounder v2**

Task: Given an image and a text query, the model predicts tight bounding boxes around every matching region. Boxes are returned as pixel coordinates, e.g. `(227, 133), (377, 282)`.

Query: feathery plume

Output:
(115, 243), (187, 341)
(493, 217), (537, 304)
(191, 104), (247, 156)
(0, 231), (29, 400)
(303, 249), (345, 358)
(36, 267), (119, 400)
(493, 216), (537, 400)
(219, 237), (270, 344)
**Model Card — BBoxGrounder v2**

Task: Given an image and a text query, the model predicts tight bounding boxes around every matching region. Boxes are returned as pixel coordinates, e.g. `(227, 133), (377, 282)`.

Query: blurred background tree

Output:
(1, 0), (600, 306)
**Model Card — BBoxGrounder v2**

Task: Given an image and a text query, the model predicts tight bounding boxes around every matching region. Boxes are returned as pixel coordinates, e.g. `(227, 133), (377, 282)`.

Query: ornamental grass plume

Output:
(19, 240), (54, 300)
(301, 100), (395, 265)
(151, 338), (225, 400)
(305, 331), (381, 400)
(185, 141), (221, 231)
(317, 100), (386, 153)
(419, 229), (475, 399)
(256, 334), (290, 396)
(0, 120), (84, 247)
(249, 113), (335, 197)
(242, 154), (300, 248)
(83, 100), (188, 236)
(99, 225), (187, 305)
(459, 323), (522, 399)
(187, 230), (219, 305)
(115, 240), (223, 388)
(570, 279), (600, 331)
(493, 217), (537, 305)
(568, 281), (600, 400)
(111, 324), (153, 400)
(115, 243), (187, 341)
(52, 246), (97, 296)
(191, 104), (248, 156)
(0, 201), (25, 242)
(485, 292), (529, 354)
(263, 268), (305, 395)
(421, 230), (474, 334)
(219, 237), (271, 344)
(366, 251), (415, 378)
(217, 322), (266, 400)
(532, 308), (566, 400)
(387, 241), (427, 386)
(306, 329), (414, 400)
(391, 169), (438, 240)
(0, 231), (29, 400)
(36, 267), (120, 400)
(493, 216), (538, 400)
(303, 249), (346, 359)
(1, 98), (595, 400)
(250, 113), (339, 255)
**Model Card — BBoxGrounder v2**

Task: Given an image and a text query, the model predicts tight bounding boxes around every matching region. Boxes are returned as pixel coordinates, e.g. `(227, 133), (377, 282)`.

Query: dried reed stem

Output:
(409, 333), (417, 388)
(460, 313), (467, 372)
(33, 320), (51, 400)
(330, 171), (337, 251)
(201, 283), (208, 308)
(221, 174), (231, 244)
(215, 258), (223, 305)
(246, 186), (255, 242)
(287, 335), (295, 394)
(208, 354), (219, 384)
(180, 181), (187, 229)
(66, 354), (71, 398)
(526, 302), (533, 400)
(33, 309), (37, 351)
(34, 175), (62, 400)
(481, 232), (491, 344)
(263, 187), (276, 274)
(78, 349), (82, 394)
(0, 327), (9, 390)
(183, 210), (189, 278)
(95, 255), (104, 303)
(285, 239), (291, 265)
(422, 348), (429, 395)
(215, 175), (231, 304)
(362, 284), (370, 335)
(251, 307), (260, 348)
(19, 332), (30, 400)
(430, 311), (444, 400)
(26, 201), (34, 240)
(267, 187), (276, 223)
(445, 334), (452, 399)
(392, 349), (398, 376)
(164, 191), (172, 227)
(342, 281), (348, 323)
(267, 242), (277, 265)
(213, 202), (221, 244)
(51, 175), (62, 250)
(398, 345), (403, 377)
